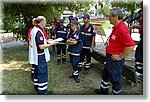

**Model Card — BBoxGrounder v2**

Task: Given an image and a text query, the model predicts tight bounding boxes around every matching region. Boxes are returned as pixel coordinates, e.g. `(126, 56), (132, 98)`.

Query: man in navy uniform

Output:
(66, 16), (75, 37)
(55, 19), (67, 64)
(129, 1), (143, 83)
(78, 14), (96, 74)
(67, 20), (83, 83)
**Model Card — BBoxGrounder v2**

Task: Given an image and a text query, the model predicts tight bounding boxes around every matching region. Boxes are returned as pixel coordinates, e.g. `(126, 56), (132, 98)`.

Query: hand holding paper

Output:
(54, 38), (64, 42)
(47, 38), (64, 44)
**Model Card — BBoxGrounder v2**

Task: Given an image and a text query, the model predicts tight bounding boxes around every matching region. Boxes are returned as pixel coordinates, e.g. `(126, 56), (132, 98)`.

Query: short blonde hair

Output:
(36, 16), (46, 24)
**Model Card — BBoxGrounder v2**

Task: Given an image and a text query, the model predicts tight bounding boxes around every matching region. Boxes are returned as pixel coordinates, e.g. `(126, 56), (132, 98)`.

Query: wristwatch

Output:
(119, 55), (123, 59)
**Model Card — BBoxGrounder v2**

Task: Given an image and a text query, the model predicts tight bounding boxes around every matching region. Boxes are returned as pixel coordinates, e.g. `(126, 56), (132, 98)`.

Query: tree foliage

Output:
(110, 0), (141, 15)
(2, 1), (96, 40)
(102, 5), (110, 16)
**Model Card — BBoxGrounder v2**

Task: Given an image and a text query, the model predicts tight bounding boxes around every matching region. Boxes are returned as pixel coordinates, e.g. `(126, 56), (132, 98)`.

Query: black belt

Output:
(106, 54), (112, 57)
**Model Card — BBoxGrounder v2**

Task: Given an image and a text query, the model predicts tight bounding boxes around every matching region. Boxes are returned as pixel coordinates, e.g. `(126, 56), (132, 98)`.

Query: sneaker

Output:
(62, 62), (66, 64)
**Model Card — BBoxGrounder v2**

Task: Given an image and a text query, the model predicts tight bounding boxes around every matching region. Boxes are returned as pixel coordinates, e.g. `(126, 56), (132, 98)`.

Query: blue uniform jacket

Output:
(68, 30), (83, 55)
(55, 25), (67, 44)
(80, 23), (96, 47)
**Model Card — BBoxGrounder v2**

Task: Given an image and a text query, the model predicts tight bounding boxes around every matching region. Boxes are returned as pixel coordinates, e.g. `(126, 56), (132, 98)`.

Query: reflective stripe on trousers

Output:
(85, 63), (91, 69)
(57, 44), (66, 62)
(34, 54), (48, 94)
(100, 54), (124, 95)
(135, 61), (143, 83)
(70, 54), (80, 74)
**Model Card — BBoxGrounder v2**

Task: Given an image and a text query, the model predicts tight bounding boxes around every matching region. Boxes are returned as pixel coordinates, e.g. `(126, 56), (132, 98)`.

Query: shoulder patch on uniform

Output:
(88, 28), (91, 32)
(111, 35), (116, 40)
(76, 35), (79, 39)
(40, 37), (44, 41)
(93, 30), (96, 33)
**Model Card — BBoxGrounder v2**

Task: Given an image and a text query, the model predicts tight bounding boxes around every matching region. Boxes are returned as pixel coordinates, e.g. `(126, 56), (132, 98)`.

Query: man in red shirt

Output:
(95, 8), (135, 95)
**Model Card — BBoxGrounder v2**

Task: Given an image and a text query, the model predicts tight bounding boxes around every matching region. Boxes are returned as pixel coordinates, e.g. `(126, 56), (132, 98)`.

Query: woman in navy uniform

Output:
(67, 21), (83, 83)
(78, 14), (96, 74)
(55, 19), (67, 64)
(29, 16), (58, 94)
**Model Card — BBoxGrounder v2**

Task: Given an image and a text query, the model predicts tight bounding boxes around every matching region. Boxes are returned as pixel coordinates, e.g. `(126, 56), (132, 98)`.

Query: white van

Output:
(61, 10), (74, 25)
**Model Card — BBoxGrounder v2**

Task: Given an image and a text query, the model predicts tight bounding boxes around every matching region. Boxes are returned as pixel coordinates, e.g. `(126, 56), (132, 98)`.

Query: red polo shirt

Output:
(139, 18), (143, 35)
(28, 26), (34, 40)
(106, 21), (135, 54)
(28, 25), (48, 41)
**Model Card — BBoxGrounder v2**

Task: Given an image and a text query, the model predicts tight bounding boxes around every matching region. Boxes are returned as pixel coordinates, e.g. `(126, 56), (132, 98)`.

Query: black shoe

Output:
(62, 62), (66, 64)
(38, 90), (53, 95)
(57, 62), (61, 65)
(34, 86), (38, 92)
(74, 78), (80, 83)
(74, 76), (80, 83)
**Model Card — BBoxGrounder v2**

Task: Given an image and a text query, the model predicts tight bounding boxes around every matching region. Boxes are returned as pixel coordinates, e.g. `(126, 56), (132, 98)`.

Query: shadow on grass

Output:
(3, 44), (29, 64)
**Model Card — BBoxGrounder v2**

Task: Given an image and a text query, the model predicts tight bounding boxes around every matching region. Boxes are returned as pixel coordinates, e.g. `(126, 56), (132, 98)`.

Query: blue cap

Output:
(82, 14), (90, 19)
(70, 20), (78, 26)
(59, 19), (64, 23)
(75, 17), (78, 21)
(69, 16), (75, 20)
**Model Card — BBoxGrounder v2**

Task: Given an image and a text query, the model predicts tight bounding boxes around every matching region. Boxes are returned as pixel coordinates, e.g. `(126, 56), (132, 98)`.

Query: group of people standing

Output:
(28, 5), (142, 95)
(28, 14), (96, 94)
(48, 14), (96, 84)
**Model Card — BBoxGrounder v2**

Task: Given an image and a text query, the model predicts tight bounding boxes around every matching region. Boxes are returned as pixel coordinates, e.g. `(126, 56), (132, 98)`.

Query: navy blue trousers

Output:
(31, 64), (36, 80)
(100, 54), (125, 95)
(34, 54), (48, 94)
(135, 35), (143, 62)
(135, 35), (143, 82)
(79, 48), (91, 70)
(56, 44), (66, 63)
(80, 48), (91, 63)
(69, 54), (80, 75)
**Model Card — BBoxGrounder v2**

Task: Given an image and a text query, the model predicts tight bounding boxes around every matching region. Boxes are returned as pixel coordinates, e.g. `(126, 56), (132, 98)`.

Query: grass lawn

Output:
(1, 44), (143, 95)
